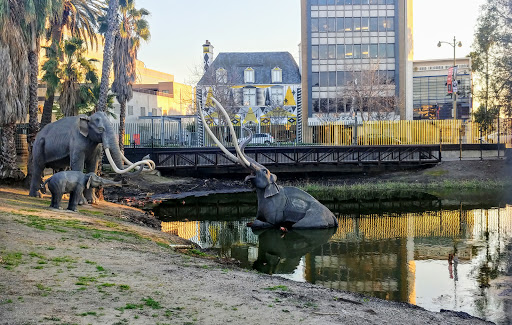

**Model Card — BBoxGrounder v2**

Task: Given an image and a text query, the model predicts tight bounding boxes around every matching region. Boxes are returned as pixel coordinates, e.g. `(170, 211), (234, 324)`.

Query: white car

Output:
(486, 131), (512, 143)
(240, 133), (275, 145)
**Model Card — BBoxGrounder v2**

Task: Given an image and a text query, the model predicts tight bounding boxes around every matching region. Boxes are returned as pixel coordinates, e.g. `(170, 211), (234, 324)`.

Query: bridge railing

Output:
(111, 118), (511, 148)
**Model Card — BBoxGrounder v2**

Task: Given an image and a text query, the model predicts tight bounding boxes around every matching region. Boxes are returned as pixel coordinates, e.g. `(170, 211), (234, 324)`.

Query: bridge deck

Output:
(124, 145), (444, 174)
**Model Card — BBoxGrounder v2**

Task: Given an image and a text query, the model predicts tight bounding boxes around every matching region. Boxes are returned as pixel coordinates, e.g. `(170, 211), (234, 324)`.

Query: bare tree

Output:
(339, 62), (400, 121)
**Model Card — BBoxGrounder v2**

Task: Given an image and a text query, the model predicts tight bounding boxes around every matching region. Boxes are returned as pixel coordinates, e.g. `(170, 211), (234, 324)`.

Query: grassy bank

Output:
(300, 179), (512, 201)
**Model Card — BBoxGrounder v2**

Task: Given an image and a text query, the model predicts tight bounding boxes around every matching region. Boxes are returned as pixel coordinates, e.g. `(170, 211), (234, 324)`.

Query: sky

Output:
(136, 0), (486, 84)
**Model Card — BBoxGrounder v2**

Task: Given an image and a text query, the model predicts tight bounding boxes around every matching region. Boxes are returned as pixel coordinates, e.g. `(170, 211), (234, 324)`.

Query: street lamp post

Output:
(438, 36), (462, 119)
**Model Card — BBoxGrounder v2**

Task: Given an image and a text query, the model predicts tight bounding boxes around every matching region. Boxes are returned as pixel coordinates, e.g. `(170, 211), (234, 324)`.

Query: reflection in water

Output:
(252, 228), (336, 275)
(157, 195), (512, 325)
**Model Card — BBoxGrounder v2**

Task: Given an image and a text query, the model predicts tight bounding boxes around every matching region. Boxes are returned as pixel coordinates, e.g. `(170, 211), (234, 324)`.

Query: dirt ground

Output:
(0, 160), (506, 325)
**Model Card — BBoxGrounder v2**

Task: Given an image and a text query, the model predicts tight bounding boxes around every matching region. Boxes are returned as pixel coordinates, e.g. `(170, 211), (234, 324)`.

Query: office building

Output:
(413, 58), (472, 120)
(300, 0), (413, 124)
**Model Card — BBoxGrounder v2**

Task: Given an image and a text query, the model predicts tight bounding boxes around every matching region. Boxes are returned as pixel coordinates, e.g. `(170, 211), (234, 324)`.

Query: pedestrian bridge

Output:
(122, 143), (505, 176)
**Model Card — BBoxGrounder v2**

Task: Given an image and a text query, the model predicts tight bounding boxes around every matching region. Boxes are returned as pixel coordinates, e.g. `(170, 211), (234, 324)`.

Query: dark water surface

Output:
(152, 192), (512, 324)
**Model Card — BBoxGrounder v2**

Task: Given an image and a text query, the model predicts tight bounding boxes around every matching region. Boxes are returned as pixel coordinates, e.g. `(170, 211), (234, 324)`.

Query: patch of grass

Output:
(46, 247), (56, 250)
(29, 252), (46, 259)
(78, 311), (97, 316)
(142, 297), (162, 309)
(85, 260), (96, 264)
(42, 316), (60, 321)
(119, 284), (130, 291)
(79, 209), (104, 216)
(52, 256), (76, 264)
(98, 283), (116, 288)
(79, 245), (89, 249)
(1, 252), (23, 270)
(35, 283), (52, 296)
(75, 276), (97, 286)
(1, 299), (13, 304)
(96, 265), (105, 272)
(187, 249), (207, 257)
(263, 285), (289, 291)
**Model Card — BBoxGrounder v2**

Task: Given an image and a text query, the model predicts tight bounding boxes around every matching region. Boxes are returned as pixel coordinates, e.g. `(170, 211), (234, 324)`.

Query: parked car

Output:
(357, 133), (401, 145)
(240, 133), (275, 145)
(486, 131), (512, 143)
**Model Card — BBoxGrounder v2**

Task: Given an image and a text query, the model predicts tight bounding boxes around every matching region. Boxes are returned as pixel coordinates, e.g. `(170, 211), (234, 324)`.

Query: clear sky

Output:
(136, 0), (486, 84)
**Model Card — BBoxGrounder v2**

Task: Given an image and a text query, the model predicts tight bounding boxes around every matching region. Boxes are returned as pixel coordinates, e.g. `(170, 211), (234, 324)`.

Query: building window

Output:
(151, 108), (157, 116)
(216, 68), (227, 83)
(271, 86), (283, 104)
(272, 67), (282, 83)
(140, 107), (146, 116)
(243, 87), (256, 106)
(244, 68), (255, 83)
(128, 105), (133, 115)
(312, 46), (319, 59)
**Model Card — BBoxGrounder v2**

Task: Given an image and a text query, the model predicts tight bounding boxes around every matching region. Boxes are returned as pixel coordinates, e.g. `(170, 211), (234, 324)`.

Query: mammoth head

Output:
(245, 168), (280, 198)
(79, 111), (110, 143)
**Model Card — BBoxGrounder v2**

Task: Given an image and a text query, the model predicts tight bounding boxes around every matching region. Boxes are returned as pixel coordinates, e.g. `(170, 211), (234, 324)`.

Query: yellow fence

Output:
(303, 120), (508, 146)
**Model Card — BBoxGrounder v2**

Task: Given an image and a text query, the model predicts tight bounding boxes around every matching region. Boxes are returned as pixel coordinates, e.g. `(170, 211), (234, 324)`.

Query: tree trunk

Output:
(40, 93), (55, 128)
(96, 0), (119, 112)
(119, 100), (126, 154)
(25, 42), (41, 188)
(0, 123), (25, 181)
(40, 24), (63, 129)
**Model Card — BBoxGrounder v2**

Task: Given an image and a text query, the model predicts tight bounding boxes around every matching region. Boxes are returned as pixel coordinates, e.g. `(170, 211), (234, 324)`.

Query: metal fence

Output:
(5, 118), (511, 153)
(113, 118), (512, 148)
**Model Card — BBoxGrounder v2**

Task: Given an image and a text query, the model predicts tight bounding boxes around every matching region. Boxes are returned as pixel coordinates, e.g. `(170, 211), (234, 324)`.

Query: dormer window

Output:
(244, 67), (255, 83)
(216, 68), (227, 83)
(272, 67), (282, 83)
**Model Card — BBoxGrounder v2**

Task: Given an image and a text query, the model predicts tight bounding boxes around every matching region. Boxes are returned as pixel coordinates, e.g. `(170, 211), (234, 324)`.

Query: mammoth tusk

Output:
(210, 97), (251, 168)
(105, 148), (154, 174)
(198, 99), (241, 165)
(122, 155), (155, 171)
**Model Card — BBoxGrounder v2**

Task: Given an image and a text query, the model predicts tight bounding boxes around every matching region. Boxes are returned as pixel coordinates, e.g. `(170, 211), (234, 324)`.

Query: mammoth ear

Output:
(86, 174), (93, 189)
(79, 115), (90, 137)
(264, 183), (280, 198)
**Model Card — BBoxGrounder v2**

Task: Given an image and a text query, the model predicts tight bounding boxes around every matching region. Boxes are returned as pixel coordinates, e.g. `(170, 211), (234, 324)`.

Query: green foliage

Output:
(263, 285), (289, 291)
(472, 105), (499, 132)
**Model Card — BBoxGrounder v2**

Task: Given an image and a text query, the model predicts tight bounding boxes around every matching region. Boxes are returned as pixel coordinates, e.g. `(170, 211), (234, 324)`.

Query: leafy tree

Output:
(0, 0), (29, 180)
(40, 0), (103, 128)
(57, 37), (100, 117)
(108, 0), (150, 153)
(472, 105), (499, 133)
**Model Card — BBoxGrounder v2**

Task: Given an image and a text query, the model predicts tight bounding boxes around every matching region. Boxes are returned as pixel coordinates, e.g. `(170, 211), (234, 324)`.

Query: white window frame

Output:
(272, 67), (282, 83)
(216, 68), (227, 84)
(243, 87), (256, 106)
(270, 86), (284, 105)
(128, 105), (134, 116)
(140, 107), (146, 116)
(244, 67), (255, 83)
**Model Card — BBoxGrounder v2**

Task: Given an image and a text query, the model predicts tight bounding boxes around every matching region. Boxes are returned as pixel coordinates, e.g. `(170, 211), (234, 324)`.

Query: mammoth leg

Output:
(67, 186), (83, 212)
(29, 139), (46, 197)
(291, 204), (338, 229)
(83, 145), (102, 204)
(250, 219), (274, 230)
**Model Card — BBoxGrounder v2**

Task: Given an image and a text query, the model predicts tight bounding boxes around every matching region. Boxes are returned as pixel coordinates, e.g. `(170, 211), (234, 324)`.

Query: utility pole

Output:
(438, 36), (462, 119)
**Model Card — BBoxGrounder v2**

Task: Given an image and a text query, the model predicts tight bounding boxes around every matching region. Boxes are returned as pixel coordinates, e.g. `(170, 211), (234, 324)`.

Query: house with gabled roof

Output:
(196, 43), (302, 143)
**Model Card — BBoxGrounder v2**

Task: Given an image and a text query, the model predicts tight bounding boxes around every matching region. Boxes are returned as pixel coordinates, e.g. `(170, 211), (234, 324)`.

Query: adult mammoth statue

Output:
(29, 111), (155, 202)
(199, 97), (338, 230)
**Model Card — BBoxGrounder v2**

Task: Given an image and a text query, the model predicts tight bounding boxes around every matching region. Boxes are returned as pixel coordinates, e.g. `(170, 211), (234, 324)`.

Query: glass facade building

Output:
(301, 0), (413, 122)
(413, 59), (472, 120)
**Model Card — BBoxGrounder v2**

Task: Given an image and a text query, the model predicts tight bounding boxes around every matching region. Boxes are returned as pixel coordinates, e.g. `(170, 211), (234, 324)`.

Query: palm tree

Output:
(58, 37), (100, 117)
(96, 0), (119, 113)
(110, 0), (150, 153)
(0, 0), (30, 180)
(24, 0), (61, 187)
(40, 0), (103, 128)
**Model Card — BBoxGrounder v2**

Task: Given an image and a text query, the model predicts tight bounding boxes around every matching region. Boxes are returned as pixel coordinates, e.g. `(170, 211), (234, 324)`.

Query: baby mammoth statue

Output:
(41, 171), (121, 211)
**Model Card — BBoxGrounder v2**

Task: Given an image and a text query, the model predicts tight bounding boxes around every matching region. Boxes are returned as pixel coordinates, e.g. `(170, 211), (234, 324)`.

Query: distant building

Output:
(300, 0), (414, 123)
(196, 44), (302, 142)
(36, 35), (193, 123)
(413, 58), (472, 120)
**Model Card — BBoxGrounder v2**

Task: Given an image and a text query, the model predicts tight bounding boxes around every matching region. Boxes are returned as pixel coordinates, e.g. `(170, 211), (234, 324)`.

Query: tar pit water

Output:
(150, 192), (512, 324)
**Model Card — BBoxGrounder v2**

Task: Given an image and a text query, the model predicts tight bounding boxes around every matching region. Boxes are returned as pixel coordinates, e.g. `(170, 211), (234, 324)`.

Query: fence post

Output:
(459, 126), (462, 161)
(497, 117), (501, 158)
